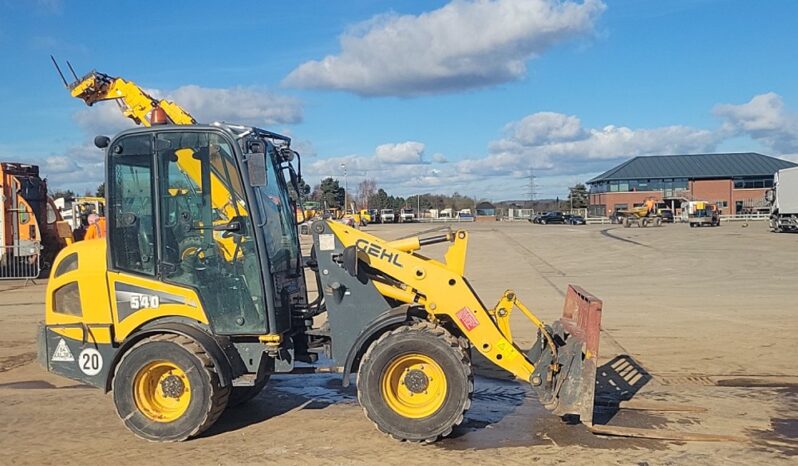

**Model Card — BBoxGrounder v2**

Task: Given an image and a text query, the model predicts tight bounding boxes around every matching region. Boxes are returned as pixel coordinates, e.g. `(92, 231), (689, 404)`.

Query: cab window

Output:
(108, 134), (156, 276)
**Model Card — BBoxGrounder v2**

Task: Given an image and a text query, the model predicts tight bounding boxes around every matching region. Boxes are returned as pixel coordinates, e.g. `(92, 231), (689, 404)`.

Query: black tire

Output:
(228, 374), (270, 408)
(112, 334), (230, 442)
(357, 321), (472, 443)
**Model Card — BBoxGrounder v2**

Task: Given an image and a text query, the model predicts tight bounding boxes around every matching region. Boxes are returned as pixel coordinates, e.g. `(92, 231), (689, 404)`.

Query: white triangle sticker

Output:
(51, 338), (74, 362)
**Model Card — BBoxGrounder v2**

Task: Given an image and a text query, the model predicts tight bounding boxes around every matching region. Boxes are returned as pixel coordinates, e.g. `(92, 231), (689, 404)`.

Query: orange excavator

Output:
(0, 163), (70, 276)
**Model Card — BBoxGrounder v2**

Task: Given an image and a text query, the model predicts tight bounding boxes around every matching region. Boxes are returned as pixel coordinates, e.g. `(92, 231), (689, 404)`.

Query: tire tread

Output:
(357, 321), (473, 443)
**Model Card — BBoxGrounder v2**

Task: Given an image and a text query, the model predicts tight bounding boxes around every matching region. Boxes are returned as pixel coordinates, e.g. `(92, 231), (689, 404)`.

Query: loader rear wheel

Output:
(357, 322), (472, 442)
(112, 334), (230, 442)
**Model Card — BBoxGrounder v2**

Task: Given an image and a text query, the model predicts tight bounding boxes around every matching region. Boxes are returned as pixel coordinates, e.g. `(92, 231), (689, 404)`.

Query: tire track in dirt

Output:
(491, 228), (566, 297)
(599, 227), (655, 249)
(0, 352), (36, 373)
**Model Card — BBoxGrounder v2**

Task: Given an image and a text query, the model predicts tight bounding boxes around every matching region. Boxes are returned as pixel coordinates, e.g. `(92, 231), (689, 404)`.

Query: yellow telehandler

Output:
(40, 64), (604, 442)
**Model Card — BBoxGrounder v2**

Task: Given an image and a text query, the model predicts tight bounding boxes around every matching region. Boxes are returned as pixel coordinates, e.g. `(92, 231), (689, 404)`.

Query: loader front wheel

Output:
(357, 322), (472, 442)
(112, 334), (230, 442)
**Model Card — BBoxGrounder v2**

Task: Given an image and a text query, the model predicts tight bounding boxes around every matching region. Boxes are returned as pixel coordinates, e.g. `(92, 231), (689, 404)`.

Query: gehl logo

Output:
(355, 239), (403, 268)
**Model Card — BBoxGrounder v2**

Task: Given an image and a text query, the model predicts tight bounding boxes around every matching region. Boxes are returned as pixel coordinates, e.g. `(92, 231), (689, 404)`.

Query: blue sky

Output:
(1, 0), (797, 199)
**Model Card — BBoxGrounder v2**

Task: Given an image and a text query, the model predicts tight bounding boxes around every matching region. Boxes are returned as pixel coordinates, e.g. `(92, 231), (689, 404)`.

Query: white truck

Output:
(399, 208), (415, 223)
(767, 166), (798, 232)
(379, 208), (395, 223)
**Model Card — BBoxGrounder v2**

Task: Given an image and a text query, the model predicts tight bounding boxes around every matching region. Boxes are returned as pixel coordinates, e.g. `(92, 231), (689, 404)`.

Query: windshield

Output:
(255, 144), (300, 274)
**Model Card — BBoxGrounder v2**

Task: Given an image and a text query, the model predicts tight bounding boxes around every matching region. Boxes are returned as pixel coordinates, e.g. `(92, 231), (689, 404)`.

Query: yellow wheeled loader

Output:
(40, 64), (604, 443)
(619, 198), (663, 228)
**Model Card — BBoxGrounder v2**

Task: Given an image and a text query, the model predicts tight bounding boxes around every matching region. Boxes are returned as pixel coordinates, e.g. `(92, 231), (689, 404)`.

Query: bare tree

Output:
(357, 178), (377, 209)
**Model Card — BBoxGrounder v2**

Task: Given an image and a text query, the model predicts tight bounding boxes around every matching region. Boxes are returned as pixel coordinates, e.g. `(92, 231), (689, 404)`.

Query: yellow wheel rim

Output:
(133, 361), (191, 422)
(381, 353), (447, 419)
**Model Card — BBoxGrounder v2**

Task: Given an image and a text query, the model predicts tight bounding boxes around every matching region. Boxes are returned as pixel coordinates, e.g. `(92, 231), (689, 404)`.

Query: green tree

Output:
(96, 183), (105, 198)
(369, 188), (390, 210)
(567, 183), (589, 209)
(50, 189), (75, 200)
(287, 177), (310, 203)
(318, 177), (345, 208)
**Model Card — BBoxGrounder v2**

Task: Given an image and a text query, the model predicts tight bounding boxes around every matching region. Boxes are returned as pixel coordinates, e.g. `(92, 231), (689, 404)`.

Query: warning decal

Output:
(51, 338), (74, 362)
(319, 234), (335, 251)
(455, 307), (480, 331)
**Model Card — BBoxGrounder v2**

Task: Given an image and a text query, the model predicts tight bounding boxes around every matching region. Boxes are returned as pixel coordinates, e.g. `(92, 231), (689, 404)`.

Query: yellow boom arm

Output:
(69, 71), (196, 126)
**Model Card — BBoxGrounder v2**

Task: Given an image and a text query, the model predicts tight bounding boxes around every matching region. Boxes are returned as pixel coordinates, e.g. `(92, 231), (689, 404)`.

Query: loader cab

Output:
(105, 125), (303, 336)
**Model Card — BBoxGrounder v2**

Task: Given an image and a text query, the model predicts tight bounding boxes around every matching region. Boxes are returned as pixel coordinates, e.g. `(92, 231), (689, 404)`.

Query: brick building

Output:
(587, 153), (797, 216)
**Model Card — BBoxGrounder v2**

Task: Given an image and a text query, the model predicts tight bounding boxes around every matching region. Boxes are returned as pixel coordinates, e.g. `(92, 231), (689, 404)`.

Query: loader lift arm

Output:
(317, 221), (603, 425)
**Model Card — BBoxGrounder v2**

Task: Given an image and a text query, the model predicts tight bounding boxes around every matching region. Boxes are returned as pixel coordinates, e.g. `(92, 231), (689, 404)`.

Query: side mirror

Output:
(94, 135), (110, 149)
(279, 146), (295, 162)
(247, 152), (267, 187)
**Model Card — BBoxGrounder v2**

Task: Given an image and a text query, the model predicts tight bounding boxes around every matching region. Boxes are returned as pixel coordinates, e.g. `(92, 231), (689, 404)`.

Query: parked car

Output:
(529, 212), (548, 224)
(659, 209), (674, 223)
(534, 211), (566, 225)
(566, 215), (586, 225)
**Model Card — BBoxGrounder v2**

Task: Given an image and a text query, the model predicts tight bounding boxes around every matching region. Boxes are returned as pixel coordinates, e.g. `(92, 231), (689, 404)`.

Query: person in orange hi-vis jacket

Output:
(84, 214), (107, 240)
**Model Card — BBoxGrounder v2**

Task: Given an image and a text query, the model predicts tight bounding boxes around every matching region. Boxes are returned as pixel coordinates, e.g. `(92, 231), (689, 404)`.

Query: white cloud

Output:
(72, 102), (136, 136)
(284, 0), (606, 96)
(714, 92), (798, 154)
(304, 141), (454, 190)
(375, 141), (425, 164)
(164, 85), (302, 126)
(431, 153), (448, 163)
(39, 143), (105, 192)
(468, 112), (720, 177)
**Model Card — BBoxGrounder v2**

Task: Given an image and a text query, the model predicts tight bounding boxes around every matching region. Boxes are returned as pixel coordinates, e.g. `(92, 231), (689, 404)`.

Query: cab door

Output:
(154, 130), (268, 335)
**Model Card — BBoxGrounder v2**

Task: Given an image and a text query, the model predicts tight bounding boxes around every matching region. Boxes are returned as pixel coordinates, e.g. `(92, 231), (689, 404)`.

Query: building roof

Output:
(476, 201), (495, 209)
(587, 153), (797, 184)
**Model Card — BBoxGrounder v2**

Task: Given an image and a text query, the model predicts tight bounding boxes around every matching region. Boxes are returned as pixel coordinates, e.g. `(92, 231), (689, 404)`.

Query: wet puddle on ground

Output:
(267, 373), (664, 451)
(747, 387), (798, 457)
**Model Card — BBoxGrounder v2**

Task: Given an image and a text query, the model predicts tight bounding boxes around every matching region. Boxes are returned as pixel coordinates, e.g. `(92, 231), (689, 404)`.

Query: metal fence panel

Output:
(0, 242), (42, 279)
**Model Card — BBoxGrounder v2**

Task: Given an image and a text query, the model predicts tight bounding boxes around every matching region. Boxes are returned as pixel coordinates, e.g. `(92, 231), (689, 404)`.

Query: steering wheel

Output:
(178, 237), (209, 271)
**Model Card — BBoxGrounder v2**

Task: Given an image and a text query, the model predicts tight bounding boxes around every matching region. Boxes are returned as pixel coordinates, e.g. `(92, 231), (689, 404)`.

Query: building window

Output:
(613, 203), (628, 211)
(733, 177), (774, 189)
